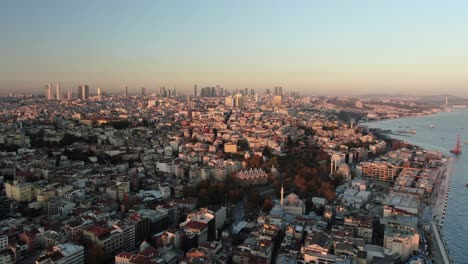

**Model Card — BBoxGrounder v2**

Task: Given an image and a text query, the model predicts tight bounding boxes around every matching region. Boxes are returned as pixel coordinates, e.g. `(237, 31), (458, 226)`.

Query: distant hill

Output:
(417, 94), (465, 100)
(359, 93), (466, 101)
(359, 93), (410, 99)
(416, 95), (468, 106)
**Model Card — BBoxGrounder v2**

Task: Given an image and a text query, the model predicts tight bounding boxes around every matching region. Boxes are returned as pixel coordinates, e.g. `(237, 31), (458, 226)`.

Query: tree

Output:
(246, 190), (261, 212)
(0, 144), (20, 153)
(63, 149), (90, 162)
(108, 120), (131, 130)
(59, 133), (80, 147)
(266, 156), (278, 168)
(29, 129), (45, 148)
(246, 155), (263, 168)
(262, 147), (273, 158)
(238, 140), (249, 151)
(261, 197), (274, 213)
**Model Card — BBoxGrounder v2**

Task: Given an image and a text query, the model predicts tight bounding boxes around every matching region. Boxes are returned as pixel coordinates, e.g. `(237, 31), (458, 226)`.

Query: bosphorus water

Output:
(362, 109), (468, 263)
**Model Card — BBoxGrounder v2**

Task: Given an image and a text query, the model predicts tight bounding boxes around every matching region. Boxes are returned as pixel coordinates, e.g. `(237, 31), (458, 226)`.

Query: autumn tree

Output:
(246, 154), (263, 168)
(261, 197), (274, 213)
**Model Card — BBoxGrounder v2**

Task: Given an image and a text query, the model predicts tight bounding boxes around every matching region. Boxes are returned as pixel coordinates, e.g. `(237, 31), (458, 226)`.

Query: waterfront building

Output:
(358, 161), (401, 182)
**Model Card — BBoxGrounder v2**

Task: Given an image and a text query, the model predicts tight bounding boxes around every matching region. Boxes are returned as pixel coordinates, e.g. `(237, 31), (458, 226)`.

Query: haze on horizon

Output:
(2, 0), (468, 97)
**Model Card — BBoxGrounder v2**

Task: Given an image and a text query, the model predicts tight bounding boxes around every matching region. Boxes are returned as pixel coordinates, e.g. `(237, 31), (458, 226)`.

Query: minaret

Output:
(280, 184), (284, 208)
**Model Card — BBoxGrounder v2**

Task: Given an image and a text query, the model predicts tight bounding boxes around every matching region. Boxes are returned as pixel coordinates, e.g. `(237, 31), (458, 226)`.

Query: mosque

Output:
(268, 185), (306, 224)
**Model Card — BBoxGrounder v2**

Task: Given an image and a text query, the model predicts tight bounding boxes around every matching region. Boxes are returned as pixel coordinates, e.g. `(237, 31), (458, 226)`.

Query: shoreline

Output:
(359, 109), (449, 124)
(433, 157), (452, 225)
(428, 156), (453, 264)
(363, 115), (456, 263)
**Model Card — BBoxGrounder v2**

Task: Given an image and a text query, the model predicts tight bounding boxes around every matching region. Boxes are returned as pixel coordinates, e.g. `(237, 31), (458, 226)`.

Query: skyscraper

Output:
(225, 96), (234, 107)
(44, 83), (53, 100)
(211, 87), (216, 97)
(255, 93), (261, 103)
(77, 85), (89, 100)
(125, 86), (128, 97)
(55, 83), (61, 100)
(97, 87), (101, 96)
(234, 93), (244, 109)
(194, 85), (198, 97)
(273, 95), (283, 108)
(141, 87), (146, 96)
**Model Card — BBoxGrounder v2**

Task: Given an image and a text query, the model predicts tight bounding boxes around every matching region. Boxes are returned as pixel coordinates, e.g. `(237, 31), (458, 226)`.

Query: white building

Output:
(384, 228), (419, 261)
(36, 243), (84, 264)
(0, 235), (8, 251)
(330, 152), (346, 177)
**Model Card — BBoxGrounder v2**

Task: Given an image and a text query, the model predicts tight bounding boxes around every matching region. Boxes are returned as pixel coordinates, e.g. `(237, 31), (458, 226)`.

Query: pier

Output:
(431, 223), (451, 264)
(428, 157), (453, 264)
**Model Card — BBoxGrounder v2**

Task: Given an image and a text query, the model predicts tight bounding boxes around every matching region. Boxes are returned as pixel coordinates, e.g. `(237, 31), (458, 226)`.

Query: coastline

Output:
(433, 157), (452, 225)
(428, 156), (453, 263)
(359, 109), (449, 124)
(363, 115), (455, 263)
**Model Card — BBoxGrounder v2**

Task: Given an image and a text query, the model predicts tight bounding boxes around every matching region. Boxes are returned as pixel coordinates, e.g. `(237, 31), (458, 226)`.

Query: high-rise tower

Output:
(44, 83), (53, 100)
(77, 85), (89, 100)
(55, 83), (61, 100)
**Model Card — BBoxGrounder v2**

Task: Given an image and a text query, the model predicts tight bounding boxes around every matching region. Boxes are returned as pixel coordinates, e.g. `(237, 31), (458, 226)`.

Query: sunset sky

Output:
(2, 0), (468, 96)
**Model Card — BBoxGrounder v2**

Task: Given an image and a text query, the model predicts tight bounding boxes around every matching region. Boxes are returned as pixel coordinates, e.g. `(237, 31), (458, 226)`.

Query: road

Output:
(421, 157), (453, 264)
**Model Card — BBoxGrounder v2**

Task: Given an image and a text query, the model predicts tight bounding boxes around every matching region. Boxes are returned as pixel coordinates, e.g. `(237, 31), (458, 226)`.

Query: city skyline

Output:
(2, 1), (468, 96)
(2, 2), (467, 262)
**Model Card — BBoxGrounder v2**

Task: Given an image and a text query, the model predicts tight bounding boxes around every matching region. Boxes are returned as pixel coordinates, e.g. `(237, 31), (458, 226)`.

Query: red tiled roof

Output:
(183, 221), (207, 231)
(84, 225), (111, 237)
(139, 246), (159, 258)
(116, 251), (132, 259)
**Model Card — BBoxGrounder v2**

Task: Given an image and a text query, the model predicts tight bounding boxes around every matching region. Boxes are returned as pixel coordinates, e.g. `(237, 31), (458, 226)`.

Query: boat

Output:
(450, 135), (462, 155)
(430, 124), (436, 128)
(395, 130), (417, 134)
(465, 183), (468, 187)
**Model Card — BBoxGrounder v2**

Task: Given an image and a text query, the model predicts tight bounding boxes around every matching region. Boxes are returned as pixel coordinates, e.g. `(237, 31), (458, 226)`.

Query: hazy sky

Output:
(2, 0), (468, 96)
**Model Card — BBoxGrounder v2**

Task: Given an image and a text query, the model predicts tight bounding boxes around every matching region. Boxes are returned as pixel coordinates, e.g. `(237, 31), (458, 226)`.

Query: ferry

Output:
(395, 130), (417, 134)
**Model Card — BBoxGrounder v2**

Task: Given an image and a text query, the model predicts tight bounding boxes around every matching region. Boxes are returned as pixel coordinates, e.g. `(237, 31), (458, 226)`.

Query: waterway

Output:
(362, 109), (468, 263)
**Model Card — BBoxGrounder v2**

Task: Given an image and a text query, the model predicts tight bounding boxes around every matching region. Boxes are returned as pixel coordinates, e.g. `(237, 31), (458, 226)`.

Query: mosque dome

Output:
(270, 204), (284, 218)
